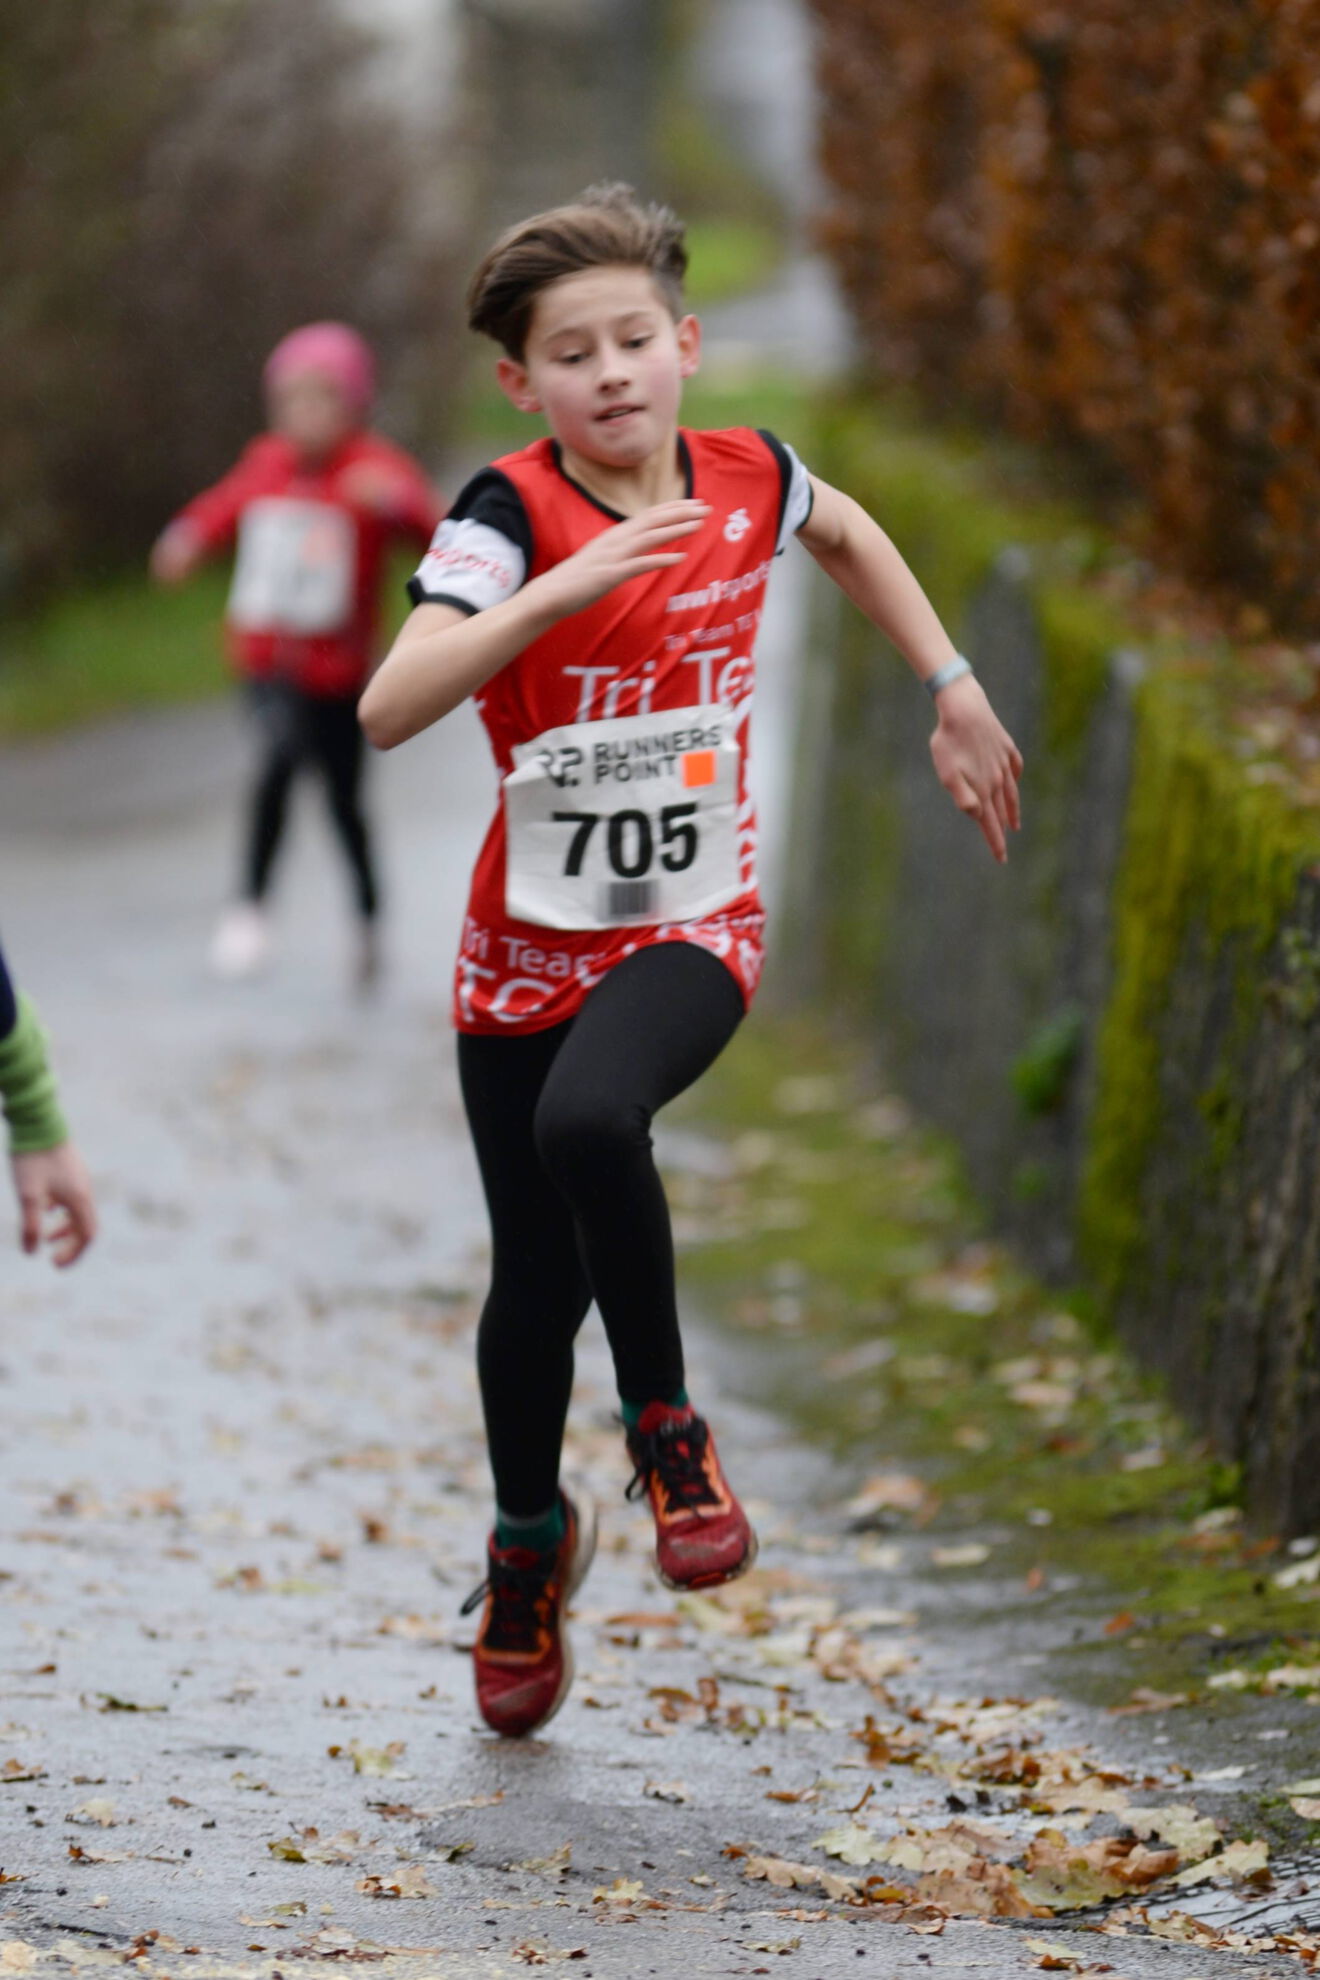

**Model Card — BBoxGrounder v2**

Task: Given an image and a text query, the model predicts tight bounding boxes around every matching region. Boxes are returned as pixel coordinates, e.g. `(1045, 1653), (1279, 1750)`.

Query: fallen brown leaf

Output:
(1024, 1938), (1087, 1971)
(357, 1864), (435, 1899)
(267, 1828), (360, 1865)
(844, 1472), (932, 1523)
(1108, 1687), (1189, 1716)
(514, 1843), (572, 1879)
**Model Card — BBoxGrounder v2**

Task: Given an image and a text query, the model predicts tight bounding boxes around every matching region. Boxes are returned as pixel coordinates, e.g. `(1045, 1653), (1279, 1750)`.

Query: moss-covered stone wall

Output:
(790, 403), (1320, 1532)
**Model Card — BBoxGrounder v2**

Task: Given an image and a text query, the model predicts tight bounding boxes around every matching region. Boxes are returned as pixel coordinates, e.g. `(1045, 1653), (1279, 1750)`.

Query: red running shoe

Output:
(460, 1488), (596, 1738)
(625, 1404), (757, 1591)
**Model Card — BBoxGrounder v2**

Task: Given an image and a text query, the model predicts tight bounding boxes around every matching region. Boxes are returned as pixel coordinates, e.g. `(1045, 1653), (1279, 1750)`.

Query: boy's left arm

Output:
(798, 476), (1023, 863)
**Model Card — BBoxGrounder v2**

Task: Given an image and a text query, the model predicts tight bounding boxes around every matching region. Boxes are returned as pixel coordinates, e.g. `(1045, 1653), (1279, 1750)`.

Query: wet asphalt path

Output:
(0, 628), (1290, 1975)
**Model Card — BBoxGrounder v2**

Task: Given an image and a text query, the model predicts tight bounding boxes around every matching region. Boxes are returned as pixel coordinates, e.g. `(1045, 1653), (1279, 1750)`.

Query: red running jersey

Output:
(408, 427), (813, 1034)
(172, 430), (442, 698)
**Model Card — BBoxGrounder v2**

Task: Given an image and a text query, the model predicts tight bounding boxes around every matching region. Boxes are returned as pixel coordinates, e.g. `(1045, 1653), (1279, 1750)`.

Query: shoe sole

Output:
(497, 1484), (598, 1740)
(655, 1525), (759, 1594)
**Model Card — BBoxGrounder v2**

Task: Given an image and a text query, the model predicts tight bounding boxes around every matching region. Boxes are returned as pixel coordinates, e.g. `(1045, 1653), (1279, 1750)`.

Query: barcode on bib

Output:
(600, 878), (658, 922)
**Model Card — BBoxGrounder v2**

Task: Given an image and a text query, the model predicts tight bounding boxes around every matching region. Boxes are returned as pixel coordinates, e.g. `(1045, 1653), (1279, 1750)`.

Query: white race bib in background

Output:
(504, 703), (744, 931)
(229, 497), (356, 636)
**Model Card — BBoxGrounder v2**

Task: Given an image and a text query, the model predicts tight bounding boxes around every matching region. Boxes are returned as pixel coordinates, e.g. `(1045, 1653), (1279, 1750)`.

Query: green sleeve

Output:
(0, 994), (70, 1154)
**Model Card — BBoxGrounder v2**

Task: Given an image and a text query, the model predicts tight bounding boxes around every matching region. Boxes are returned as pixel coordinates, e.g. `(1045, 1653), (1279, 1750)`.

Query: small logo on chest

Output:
(723, 507), (752, 543)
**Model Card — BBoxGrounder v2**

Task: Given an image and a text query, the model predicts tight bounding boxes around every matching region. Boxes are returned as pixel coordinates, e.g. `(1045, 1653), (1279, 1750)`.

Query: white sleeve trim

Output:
(410, 517), (526, 612)
(776, 442), (814, 555)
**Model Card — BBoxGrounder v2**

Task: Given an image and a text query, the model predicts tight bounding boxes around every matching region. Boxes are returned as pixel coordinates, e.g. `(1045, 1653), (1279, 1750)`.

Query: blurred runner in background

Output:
(0, 939), (96, 1266)
(150, 323), (444, 987)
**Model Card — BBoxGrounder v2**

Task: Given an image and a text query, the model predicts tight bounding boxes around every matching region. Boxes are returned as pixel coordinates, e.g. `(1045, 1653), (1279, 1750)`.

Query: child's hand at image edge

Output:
(11, 1141), (98, 1268)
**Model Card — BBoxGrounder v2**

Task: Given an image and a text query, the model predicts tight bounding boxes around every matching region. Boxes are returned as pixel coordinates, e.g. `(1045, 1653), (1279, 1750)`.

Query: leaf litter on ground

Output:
(357, 1863), (435, 1899)
(669, 1562), (1295, 1947)
(576, 1552), (1295, 1946)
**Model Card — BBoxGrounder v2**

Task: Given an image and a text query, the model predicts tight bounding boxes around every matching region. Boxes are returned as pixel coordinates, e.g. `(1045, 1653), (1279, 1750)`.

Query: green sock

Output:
(620, 1388), (689, 1430)
(495, 1500), (565, 1553)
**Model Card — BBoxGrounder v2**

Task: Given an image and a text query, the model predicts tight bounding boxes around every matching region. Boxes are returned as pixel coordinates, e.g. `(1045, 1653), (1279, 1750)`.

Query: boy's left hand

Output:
(929, 675), (1023, 863)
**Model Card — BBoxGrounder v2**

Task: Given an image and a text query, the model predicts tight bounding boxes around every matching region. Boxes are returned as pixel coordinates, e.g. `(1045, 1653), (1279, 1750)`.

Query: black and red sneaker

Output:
(460, 1488), (596, 1738)
(625, 1404), (757, 1591)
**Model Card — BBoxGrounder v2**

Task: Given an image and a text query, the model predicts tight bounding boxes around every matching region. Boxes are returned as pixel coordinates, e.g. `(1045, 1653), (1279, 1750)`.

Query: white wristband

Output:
(924, 654), (973, 698)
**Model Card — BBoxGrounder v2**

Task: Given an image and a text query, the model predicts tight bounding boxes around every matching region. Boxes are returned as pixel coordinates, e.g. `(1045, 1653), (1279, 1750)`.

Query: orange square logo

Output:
(681, 749), (717, 789)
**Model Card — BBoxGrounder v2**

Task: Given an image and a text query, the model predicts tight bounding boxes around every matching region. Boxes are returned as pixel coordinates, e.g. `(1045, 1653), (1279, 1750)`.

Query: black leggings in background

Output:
(457, 941), (746, 1516)
(242, 680), (378, 919)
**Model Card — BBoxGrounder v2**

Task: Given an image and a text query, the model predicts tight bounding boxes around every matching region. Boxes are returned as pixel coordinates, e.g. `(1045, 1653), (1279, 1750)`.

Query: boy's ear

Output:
(495, 355), (541, 414)
(676, 313), (701, 380)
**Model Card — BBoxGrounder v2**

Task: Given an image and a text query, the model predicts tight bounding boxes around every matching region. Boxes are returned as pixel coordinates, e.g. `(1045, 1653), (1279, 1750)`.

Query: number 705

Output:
(551, 803), (699, 879)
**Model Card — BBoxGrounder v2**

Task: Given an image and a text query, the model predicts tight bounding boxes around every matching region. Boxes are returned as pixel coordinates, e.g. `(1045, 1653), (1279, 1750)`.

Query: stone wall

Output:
(787, 411), (1320, 1532)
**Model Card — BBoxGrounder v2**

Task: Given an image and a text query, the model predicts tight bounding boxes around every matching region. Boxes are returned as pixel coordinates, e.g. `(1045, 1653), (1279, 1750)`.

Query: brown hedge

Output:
(812, 0), (1320, 630)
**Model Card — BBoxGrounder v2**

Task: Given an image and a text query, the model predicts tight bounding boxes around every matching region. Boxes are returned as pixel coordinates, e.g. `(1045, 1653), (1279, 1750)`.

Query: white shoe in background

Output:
(208, 903), (272, 980)
(352, 920), (383, 996)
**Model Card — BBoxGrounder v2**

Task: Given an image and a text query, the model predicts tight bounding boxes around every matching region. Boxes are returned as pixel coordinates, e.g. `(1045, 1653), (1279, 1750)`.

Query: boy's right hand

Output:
(537, 502), (710, 617)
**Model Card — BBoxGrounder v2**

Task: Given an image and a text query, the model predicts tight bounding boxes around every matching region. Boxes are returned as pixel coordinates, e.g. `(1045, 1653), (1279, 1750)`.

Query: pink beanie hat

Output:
(263, 322), (376, 417)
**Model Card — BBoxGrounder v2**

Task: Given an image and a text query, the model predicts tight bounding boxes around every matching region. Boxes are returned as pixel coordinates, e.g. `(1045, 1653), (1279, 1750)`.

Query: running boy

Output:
(360, 185), (1021, 1738)
(151, 323), (444, 986)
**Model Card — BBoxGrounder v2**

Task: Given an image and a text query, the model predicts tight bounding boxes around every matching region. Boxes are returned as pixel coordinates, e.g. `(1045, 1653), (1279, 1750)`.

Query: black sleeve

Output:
(757, 428), (815, 551)
(406, 467), (534, 613)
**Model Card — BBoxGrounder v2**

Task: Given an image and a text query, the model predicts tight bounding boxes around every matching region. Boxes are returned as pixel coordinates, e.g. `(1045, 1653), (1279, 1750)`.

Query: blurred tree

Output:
(456, 0), (661, 232)
(0, 0), (457, 598)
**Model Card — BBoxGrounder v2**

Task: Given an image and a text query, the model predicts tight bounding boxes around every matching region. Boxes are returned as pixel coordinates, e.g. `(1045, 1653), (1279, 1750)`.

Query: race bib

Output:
(229, 497), (355, 636)
(504, 704), (744, 931)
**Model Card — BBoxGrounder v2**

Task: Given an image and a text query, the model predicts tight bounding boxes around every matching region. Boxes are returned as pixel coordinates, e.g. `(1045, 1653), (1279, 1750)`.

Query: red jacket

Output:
(174, 430), (442, 698)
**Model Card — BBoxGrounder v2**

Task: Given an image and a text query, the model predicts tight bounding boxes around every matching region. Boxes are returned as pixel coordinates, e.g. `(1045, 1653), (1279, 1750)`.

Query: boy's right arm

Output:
(359, 501), (709, 749)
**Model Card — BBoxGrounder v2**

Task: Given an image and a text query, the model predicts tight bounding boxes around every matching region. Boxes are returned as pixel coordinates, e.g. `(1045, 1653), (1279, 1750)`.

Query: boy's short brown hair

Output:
(466, 183), (687, 360)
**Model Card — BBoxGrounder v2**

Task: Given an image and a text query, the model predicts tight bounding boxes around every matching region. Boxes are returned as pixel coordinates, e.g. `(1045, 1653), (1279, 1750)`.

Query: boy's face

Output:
(267, 370), (358, 459)
(497, 265), (700, 468)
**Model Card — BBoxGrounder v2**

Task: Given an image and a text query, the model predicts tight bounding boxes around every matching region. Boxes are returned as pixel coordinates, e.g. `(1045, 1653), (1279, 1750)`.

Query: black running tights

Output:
(457, 941), (745, 1516)
(243, 680), (378, 918)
